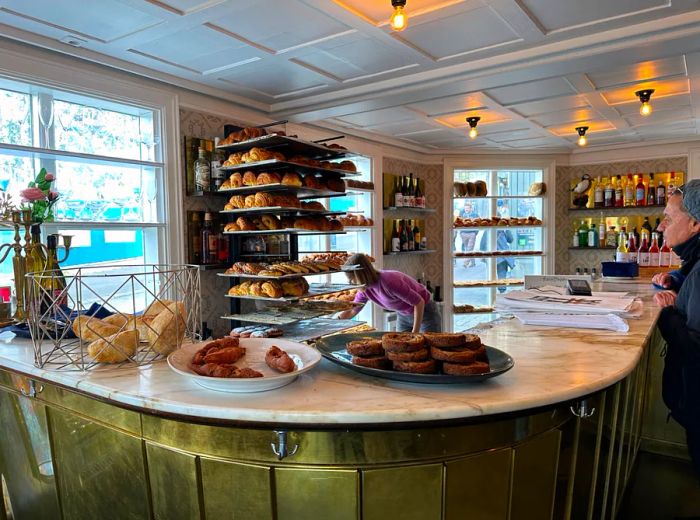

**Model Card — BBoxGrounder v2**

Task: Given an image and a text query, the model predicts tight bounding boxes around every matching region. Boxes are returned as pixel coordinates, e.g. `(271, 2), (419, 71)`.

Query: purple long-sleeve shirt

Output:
(354, 270), (430, 315)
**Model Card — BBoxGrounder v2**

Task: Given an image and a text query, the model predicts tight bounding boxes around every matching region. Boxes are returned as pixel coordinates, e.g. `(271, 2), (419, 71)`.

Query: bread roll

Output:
(72, 315), (120, 342)
(326, 177), (345, 193)
(144, 299), (176, 317)
(145, 301), (186, 355)
(281, 172), (302, 187)
(466, 182), (476, 197)
(87, 329), (139, 363)
(102, 313), (133, 328)
(475, 180), (488, 197)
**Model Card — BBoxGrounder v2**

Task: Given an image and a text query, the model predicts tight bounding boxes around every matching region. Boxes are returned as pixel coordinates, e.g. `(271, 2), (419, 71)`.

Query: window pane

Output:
(496, 170), (543, 196)
(495, 197), (543, 219)
(0, 88), (31, 146)
(346, 155), (371, 183)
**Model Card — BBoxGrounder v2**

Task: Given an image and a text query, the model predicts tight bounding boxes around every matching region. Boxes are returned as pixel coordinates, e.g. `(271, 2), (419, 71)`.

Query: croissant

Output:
(249, 281), (265, 296)
(281, 278), (308, 297)
(244, 195), (256, 208)
(229, 172), (243, 187)
(229, 195), (246, 209)
(224, 221), (240, 232)
(255, 192), (275, 207)
(236, 217), (256, 231)
(256, 172), (281, 185)
(293, 217), (316, 230)
(242, 171), (257, 186)
(303, 174), (322, 189)
(224, 203), (235, 211)
(261, 214), (281, 230)
(226, 153), (243, 165)
(301, 201), (325, 211)
(220, 180), (232, 190)
(262, 281), (283, 298)
(326, 177), (345, 193)
(281, 172), (302, 186)
(87, 329), (139, 363)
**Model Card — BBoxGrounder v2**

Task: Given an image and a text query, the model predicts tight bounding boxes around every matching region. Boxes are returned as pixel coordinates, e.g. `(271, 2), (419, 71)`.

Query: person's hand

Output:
(652, 272), (674, 288)
(654, 290), (677, 308)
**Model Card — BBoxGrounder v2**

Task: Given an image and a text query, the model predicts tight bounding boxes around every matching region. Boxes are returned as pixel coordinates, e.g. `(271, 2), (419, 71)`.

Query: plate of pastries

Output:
(220, 171), (345, 193)
(168, 336), (321, 392)
(315, 331), (514, 383)
(453, 216), (543, 227)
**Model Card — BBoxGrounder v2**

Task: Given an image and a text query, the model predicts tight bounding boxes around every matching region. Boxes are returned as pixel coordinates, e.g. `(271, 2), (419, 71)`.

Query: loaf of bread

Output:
(87, 329), (139, 363)
(145, 301), (186, 355)
(72, 315), (120, 342)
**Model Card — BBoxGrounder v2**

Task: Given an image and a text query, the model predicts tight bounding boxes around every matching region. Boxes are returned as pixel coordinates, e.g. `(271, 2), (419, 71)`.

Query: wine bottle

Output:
(642, 216), (653, 236)
(604, 178), (614, 207)
(615, 175), (624, 207)
(400, 220), (408, 251)
(413, 220), (421, 250)
(407, 173), (415, 207)
(391, 220), (400, 252)
(668, 171), (677, 195)
(624, 174), (635, 206)
(635, 174), (646, 206)
(638, 231), (650, 267)
(656, 179), (666, 206)
(414, 179), (425, 208)
(394, 176), (403, 208)
(659, 236), (671, 267)
(647, 173), (656, 206)
(594, 176), (604, 208)
(627, 232), (638, 263)
(649, 232), (660, 266)
(201, 212), (214, 264)
(407, 219), (415, 251)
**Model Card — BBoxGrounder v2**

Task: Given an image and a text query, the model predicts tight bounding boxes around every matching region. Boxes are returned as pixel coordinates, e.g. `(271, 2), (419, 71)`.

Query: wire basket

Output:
(26, 264), (201, 371)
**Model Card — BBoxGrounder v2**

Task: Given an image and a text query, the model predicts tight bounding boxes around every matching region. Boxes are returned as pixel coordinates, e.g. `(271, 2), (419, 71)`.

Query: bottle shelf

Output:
(384, 249), (436, 256)
(453, 251), (544, 257)
(384, 207), (436, 213)
(568, 204), (666, 212)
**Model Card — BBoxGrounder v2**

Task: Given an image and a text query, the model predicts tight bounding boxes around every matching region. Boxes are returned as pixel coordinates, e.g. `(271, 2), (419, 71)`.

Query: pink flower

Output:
(48, 190), (59, 201)
(44, 172), (55, 182)
(20, 187), (46, 202)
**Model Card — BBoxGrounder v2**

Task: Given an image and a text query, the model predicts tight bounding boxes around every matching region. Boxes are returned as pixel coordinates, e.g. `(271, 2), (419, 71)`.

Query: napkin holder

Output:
(601, 261), (639, 278)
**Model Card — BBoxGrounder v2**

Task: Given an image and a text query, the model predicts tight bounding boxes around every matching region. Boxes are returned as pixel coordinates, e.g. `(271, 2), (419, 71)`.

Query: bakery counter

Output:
(0, 279), (661, 520)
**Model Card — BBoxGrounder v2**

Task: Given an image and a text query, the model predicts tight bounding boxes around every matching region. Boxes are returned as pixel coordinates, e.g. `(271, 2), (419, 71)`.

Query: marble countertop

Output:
(0, 280), (660, 426)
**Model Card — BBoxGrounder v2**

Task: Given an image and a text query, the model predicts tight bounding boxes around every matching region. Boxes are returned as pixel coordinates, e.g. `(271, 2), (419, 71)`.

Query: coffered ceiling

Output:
(1, 0), (700, 152)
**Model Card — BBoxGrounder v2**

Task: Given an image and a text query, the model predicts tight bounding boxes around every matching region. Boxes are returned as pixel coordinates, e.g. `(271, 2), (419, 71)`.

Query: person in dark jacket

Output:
(653, 179), (700, 478)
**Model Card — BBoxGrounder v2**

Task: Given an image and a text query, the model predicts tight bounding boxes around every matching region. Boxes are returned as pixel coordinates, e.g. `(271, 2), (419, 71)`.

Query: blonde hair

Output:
(344, 253), (379, 285)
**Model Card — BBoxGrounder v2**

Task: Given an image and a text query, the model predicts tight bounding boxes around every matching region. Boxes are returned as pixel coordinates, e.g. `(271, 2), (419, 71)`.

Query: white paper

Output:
(499, 289), (635, 315)
(513, 312), (629, 332)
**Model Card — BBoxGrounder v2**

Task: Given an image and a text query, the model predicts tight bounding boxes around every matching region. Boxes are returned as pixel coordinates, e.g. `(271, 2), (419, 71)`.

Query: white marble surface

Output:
(0, 280), (660, 425)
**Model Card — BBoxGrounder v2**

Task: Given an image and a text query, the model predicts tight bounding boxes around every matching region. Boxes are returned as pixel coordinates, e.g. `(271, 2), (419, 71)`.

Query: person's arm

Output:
(411, 300), (425, 333)
(336, 290), (367, 320)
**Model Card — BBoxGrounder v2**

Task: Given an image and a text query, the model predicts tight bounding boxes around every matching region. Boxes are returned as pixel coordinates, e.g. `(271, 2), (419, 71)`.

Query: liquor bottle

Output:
(578, 220), (589, 248)
(594, 175), (604, 208)
(649, 232), (660, 267)
(659, 236), (671, 267)
(656, 178), (666, 206)
(627, 232), (638, 263)
(615, 175), (624, 207)
(587, 224), (598, 248)
(194, 147), (211, 192)
(391, 220), (400, 252)
(402, 176), (409, 206)
(624, 174), (635, 206)
(211, 149), (226, 191)
(647, 173), (656, 206)
(415, 179), (425, 208)
(635, 174), (646, 206)
(400, 220), (409, 251)
(420, 231), (427, 250)
(598, 215), (606, 247)
(409, 174), (417, 207)
(606, 226), (618, 248)
(572, 227), (579, 248)
(407, 219), (415, 251)
(413, 220), (421, 250)
(190, 212), (202, 264)
(642, 216), (653, 236)
(654, 217), (663, 248)
(201, 212), (215, 264)
(638, 230), (650, 267)
(425, 280), (433, 297)
(668, 171), (677, 196)
(604, 177), (614, 207)
(631, 227), (640, 249)
(43, 234), (68, 307)
(394, 176), (403, 208)
(616, 230), (629, 262)
(217, 223), (229, 263)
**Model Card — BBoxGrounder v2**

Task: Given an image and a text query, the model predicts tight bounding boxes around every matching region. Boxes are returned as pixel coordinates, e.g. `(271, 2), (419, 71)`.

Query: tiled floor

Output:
(619, 451), (700, 519)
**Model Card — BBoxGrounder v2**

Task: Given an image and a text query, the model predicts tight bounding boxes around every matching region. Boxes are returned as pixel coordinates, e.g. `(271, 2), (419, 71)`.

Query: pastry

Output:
(249, 282), (265, 296)
(430, 345), (483, 363)
(302, 174), (322, 189)
(338, 160), (357, 172)
(422, 332), (467, 348)
(244, 194), (256, 208)
(192, 363), (263, 378)
(281, 172), (302, 186)
(392, 359), (438, 374)
(223, 203), (235, 211)
(281, 278), (309, 297)
(381, 333), (425, 353)
(255, 192), (275, 207)
(293, 217), (316, 230)
(466, 182), (476, 197)
(146, 301), (187, 355)
(442, 361), (490, 375)
(261, 214), (281, 230)
(326, 177), (345, 193)
(229, 195), (246, 208)
(301, 201), (326, 211)
(203, 345), (246, 365)
(87, 329), (139, 363)
(475, 180), (488, 197)
(261, 281), (283, 298)
(265, 346), (296, 373)
(229, 172), (243, 188)
(242, 171), (257, 186)
(236, 217), (256, 231)
(352, 355), (391, 369)
(102, 313), (133, 328)
(256, 172), (281, 185)
(346, 338), (384, 357)
(386, 348), (430, 362)
(72, 315), (120, 342)
(224, 222), (240, 232)
(328, 219), (343, 231)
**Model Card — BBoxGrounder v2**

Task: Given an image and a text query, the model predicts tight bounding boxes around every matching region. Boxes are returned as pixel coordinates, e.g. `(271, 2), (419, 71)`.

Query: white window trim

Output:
(443, 157), (555, 332)
(0, 44), (183, 265)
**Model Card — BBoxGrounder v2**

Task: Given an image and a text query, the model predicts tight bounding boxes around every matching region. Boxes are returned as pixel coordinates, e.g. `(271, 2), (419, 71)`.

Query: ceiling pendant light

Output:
(635, 89), (655, 116)
(576, 126), (588, 147)
(390, 0), (408, 31)
(466, 116), (480, 139)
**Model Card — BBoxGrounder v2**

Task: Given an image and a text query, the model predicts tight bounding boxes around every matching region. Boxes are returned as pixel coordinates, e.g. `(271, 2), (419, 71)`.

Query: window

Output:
(450, 168), (547, 332)
(0, 77), (165, 285)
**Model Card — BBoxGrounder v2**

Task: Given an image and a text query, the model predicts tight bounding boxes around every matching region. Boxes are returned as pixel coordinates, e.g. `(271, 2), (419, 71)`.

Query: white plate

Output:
(167, 338), (321, 393)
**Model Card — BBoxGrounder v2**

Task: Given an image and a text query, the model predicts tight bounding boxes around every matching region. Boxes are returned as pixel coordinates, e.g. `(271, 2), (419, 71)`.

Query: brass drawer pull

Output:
(19, 379), (44, 398)
(271, 430), (299, 460)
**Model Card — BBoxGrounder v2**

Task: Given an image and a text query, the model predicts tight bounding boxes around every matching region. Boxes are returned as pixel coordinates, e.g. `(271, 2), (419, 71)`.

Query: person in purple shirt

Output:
(337, 254), (442, 333)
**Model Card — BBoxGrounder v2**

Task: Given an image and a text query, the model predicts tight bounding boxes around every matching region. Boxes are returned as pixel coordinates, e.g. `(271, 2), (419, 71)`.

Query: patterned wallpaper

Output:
(381, 158), (444, 292)
(555, 156), (687, 275)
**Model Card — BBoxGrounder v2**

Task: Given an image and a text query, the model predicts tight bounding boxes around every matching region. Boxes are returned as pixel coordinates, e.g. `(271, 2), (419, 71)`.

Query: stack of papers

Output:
(495, 286), (637, 332)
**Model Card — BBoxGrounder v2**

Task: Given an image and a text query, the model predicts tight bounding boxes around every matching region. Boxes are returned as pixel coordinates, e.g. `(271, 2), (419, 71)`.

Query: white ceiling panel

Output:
(213, 0), (349, 52)
(532, 107), (602, 127)
(624, 106), (694, 127)
(476, 121), (534, 135)
(406, 92), (489, 116)
(585, 56), (687, 89)
(335, 107), (419, 127)
(0, 0), (163, 42)
(518, 0), (667, 33)
(397, 5), (519, 60)
(217, 60), (328, 99)
(505, 137), (557, 148)
(486, 78), (578, 105)
(148, 0), (227, 15)
(486, 129), (544, 143)
(509, 95), (590, 117)
(370, 121), (443, 136)
(293, 33), (417, 81)
(131, 25), (260, 74)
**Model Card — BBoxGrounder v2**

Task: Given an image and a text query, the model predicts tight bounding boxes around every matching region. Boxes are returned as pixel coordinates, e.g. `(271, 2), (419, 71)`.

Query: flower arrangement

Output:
(20, 168), (59, 224)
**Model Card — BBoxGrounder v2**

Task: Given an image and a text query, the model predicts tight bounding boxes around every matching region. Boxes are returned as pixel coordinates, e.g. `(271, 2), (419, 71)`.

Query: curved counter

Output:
(0, 280), (661, 520)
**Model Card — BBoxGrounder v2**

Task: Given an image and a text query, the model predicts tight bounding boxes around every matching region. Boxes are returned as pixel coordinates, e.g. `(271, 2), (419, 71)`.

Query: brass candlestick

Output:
(0, 211), (30, 321)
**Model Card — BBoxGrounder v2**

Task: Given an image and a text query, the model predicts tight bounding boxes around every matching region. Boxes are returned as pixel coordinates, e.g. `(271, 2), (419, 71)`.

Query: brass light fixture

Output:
(466, 116), (481, 139)
(635, 89), (654, 116)
(576, 126), (588, 147)
(390, 0), (408, 31)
